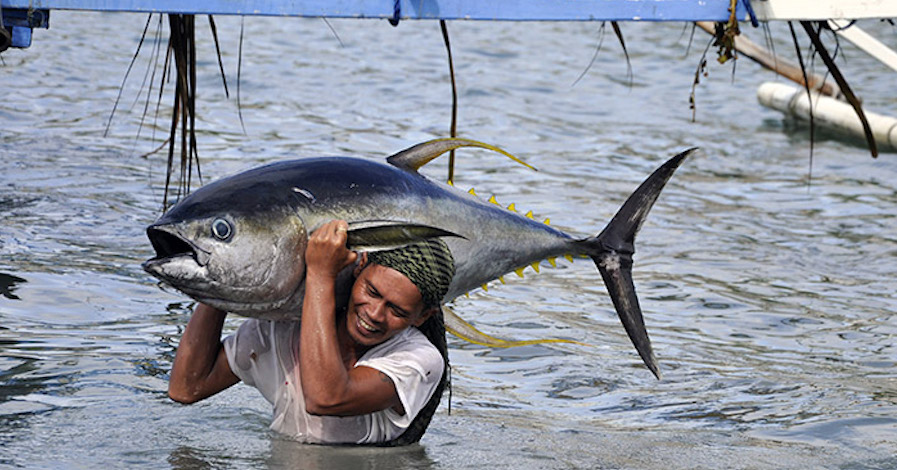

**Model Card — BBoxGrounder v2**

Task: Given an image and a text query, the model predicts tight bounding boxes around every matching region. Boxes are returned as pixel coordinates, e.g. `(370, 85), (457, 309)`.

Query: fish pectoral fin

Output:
(346, 220), (465, 252)
(386, 138), (535, 172)
(443, 306), (590, 349)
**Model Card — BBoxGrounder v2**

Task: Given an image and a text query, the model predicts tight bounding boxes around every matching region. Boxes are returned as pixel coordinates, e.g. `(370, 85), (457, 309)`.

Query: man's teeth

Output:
(359, 316), (378, 333)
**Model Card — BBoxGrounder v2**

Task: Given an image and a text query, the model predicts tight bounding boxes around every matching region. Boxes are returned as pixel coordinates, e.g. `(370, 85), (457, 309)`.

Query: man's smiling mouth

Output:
(358, 314), (380, 334)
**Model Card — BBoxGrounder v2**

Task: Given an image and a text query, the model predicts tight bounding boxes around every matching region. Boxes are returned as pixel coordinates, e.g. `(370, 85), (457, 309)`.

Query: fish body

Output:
(143, 139), (695, 378)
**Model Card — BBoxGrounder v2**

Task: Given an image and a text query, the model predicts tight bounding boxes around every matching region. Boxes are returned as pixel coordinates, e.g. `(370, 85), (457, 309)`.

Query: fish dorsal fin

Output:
(386, 138), (535, 172)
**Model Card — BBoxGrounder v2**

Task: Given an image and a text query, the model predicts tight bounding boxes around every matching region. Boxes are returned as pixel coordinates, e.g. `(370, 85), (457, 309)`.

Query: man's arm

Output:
(299, 220), (404, 416)
(168, 303), (240, 404)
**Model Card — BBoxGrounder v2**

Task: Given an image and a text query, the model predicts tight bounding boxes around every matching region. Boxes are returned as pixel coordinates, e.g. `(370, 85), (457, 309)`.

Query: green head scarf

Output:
(366, 239), (455, 310)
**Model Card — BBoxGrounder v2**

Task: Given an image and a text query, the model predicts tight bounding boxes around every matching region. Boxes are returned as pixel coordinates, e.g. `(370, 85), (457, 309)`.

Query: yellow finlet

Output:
(447, 179), (454, 186)
(565, 254), (574, 263)
(547, 257), (557, 268)
(543, 218), (551, 225)
(514, 267), (525, 278)
(481, 283), (489, 292)
(531, 262), (541, 273)
(488, 195), (499, 205)
(507, 203), (517, 212)
(525, 210), (534, 219)
(468, 188), (477, 195)
(498, 276), (505, 284)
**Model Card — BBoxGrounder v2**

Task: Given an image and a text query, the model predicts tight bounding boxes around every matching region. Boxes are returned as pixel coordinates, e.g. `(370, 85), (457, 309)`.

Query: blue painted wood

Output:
(0, 7), (49, 49)
(0, 0), (745, 21)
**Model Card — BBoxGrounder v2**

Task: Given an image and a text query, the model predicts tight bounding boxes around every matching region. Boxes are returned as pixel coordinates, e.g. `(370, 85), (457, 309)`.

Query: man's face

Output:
(346, 262), (431, 347)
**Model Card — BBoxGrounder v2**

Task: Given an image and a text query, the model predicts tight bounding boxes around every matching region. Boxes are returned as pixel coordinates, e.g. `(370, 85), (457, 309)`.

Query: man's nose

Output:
(368, 300), (387, 323)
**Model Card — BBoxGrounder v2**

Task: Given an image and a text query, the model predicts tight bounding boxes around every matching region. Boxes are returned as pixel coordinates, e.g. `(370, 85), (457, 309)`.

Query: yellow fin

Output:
(531, 262), (541, 273)
(514, 267), (525, 278)
(488, 195), (499, 205)
(447, 180), (454, 186)
(443, 306), (590, 348)
(386, 138), (537, 172)
(507, 203), (517, 212)
(468, 188), (477, 195)
(547, 257), (557, 268)
(565, 254), (574, 263)
(525, 210), (534, 219)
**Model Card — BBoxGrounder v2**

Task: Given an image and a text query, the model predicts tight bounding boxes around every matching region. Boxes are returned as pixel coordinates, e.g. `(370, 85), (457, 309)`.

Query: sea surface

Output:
(2, 12), (897, 469)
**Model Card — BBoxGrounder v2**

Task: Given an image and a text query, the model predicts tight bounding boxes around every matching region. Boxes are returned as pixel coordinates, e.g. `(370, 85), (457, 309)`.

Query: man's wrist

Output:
(305, 269), (338, 292)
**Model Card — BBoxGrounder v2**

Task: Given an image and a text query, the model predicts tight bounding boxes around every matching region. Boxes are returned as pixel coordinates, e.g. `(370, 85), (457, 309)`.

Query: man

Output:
(167, 219), (454, 444)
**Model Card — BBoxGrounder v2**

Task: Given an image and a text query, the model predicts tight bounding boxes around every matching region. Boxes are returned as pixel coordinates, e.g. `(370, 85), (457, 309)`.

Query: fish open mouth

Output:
(146, 226), (198, 264)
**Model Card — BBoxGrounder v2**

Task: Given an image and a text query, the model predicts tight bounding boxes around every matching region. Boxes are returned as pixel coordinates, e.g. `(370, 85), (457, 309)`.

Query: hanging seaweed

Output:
(105, 14), (154, 139)
(788, 21), (817, 182)
(440, 20), (459, 185)
(106, 13), (236, 210)
(572, 21), (632, 88)
(714, 0), (741, 64)
(162, 14), (201, 211)
(208, 15), (230, 99)
(610, 21), (634, 85)
(236, 17), (247, 135)
(572, 22), (609, 87)
(688, 34), (715, 122)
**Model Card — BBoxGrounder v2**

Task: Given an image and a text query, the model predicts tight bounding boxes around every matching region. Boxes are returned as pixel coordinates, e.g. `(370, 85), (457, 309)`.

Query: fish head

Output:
(142, 204), (309, 315)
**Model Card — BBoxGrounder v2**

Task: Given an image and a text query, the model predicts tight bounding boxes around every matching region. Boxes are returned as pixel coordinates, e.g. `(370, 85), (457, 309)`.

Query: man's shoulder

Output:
(357, 327), (444, 387)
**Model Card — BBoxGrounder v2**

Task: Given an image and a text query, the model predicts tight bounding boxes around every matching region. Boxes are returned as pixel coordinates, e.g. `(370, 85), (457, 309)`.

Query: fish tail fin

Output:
(582, 148), (697, 380)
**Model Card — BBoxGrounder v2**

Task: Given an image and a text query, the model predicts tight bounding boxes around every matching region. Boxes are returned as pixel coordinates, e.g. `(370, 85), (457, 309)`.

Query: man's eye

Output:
(391, 307), (408, 318)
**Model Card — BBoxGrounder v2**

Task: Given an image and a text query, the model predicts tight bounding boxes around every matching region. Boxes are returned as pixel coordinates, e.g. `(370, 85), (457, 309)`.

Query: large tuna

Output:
(143, 139), (695, 378)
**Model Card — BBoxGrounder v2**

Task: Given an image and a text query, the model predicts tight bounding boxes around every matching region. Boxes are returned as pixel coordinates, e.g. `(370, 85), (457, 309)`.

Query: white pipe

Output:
(829, 19), (897, 73)
(757, 82), (897, 151)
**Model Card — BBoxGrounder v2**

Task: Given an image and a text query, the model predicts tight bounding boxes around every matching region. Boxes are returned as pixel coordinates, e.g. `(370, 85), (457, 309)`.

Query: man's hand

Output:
(305, 220), (358, 281)
(300, 219), (403, 417)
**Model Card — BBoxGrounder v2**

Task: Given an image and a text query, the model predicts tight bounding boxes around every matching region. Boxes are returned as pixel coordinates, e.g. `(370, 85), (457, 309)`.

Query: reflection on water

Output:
(267, 438), (435, 470)
(2, 10), (897, 469)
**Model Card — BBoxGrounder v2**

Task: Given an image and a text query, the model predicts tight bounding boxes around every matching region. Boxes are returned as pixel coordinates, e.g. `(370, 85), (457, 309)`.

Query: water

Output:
(3, 12), (897, 469)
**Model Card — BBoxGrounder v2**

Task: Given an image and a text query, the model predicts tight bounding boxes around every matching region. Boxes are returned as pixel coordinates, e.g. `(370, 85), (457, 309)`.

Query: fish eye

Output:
(211, 218), (233, 241)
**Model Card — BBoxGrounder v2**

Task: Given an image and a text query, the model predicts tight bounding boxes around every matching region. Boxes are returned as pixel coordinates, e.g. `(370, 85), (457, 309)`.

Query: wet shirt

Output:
(223, 319), (443, 444)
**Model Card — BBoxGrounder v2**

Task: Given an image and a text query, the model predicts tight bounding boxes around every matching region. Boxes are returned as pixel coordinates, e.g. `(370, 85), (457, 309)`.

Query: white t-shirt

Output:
(223, 318), (444, 444)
